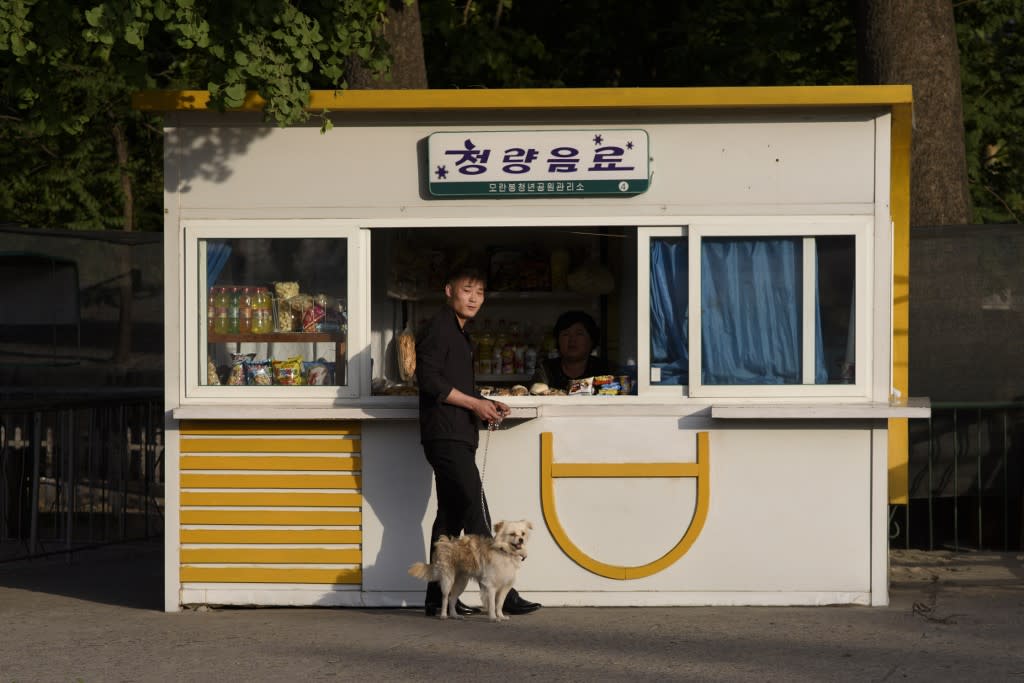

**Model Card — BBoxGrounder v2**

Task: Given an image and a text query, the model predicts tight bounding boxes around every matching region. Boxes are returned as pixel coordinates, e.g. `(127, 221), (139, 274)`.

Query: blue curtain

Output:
(650, 239), (689, 385)
(650, 237), (828, 386)
(206, 241), (232, 288)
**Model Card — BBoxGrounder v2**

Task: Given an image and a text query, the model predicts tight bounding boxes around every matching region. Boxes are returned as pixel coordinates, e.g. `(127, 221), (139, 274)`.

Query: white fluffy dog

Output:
(409, 520), (532, 622)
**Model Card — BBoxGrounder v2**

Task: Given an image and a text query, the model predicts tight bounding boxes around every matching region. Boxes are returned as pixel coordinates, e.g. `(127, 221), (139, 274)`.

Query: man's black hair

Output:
(553, 310), (600, 348)
(445, 265), (487, 288)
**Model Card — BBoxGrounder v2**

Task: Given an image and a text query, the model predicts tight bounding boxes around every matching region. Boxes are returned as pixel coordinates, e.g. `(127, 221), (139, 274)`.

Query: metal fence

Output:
(0, 393), (164, 561)
(893, 402), (1024, 551)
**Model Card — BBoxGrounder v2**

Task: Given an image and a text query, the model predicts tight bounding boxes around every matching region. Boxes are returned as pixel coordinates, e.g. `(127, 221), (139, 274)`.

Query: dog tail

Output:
(408, 562), (433, 582)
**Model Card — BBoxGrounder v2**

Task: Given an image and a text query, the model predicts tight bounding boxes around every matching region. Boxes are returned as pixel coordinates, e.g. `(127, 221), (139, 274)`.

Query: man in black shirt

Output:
(416, 266), (541, 617)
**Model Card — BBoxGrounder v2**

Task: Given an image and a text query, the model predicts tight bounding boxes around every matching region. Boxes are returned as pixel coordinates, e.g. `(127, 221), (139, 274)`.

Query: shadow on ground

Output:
(0, 539), (163, 611)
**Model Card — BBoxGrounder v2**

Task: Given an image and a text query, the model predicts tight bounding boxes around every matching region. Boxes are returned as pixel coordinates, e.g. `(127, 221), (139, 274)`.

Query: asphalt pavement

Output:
(1, 542), (1022, 682)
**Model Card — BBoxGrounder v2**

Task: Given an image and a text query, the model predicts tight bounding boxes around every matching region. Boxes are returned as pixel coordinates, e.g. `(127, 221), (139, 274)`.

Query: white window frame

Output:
(637, 226), (689, 397)
(687, 216), (873, 399)
(181, 219), (367, 402)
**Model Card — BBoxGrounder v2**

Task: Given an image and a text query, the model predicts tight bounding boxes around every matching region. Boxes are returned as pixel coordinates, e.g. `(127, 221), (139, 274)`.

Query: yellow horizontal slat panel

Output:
(180, 473), (360, 489)
(180, 509), (362, 525)
(181, 491), (362, 507)
(181, 548), (362, 564)
(180, 566), (362, 584)
(181, 420), (360, 436)
(181, 529), (362, 544)
(181, 437), (359, 453)
(181, 455), (360, 471)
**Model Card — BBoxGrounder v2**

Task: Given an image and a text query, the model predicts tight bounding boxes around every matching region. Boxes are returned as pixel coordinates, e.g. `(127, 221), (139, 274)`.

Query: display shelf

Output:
(208, 332), (346, 347)
(476, 373), (533, 383)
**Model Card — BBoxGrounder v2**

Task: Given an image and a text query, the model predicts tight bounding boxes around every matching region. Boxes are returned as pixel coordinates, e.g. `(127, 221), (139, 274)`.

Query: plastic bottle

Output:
(524, 343), (538, 376)
(492, 320), (507, 376)
(227, 287), (240, 333)
(239, 287), (253, 333)
(252, 287), (272, 333)
(214, 286), (230, 334)
(510, 322), (525, 374)
(542, 331), (558, 359)
(475, 320), (493, 375)
(207, 286), (218, 333)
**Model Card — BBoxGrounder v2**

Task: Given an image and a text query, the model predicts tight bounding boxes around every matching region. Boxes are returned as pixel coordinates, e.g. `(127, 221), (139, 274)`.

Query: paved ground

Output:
(1, 543), (1022, 682)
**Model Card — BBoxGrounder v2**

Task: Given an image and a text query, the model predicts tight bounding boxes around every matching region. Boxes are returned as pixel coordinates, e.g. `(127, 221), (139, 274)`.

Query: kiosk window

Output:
(192, 233), (353, 393)
(643, 220), (867, 398)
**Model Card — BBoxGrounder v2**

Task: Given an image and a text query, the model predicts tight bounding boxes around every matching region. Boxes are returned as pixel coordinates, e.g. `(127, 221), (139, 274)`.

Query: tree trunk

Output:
(348, 0), (429, 89)
(855, 0), (972, 225)
(112, 122), (134, 363)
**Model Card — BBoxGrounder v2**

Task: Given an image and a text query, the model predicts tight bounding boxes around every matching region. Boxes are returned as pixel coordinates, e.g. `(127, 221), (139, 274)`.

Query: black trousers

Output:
(423, 439), (492, 543)
(422, 439), (492, 602)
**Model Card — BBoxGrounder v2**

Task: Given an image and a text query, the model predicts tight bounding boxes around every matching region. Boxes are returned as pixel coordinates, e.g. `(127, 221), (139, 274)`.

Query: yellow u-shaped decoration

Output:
(540, 431), (710, 580)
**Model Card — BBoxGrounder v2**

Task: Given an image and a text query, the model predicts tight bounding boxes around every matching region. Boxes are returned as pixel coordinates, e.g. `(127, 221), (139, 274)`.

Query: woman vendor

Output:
(531, 310), (615, 391)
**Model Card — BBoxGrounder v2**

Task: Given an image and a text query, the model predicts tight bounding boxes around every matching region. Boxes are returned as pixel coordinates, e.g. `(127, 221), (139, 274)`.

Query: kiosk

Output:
(136, 87), (930, 612)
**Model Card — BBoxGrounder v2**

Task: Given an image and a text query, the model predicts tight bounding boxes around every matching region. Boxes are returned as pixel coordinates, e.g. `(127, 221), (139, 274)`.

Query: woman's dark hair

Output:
(553, 310), (600, 348)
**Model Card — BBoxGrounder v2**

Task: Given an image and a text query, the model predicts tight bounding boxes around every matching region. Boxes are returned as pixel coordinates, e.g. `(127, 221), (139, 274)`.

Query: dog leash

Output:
(480, 419), (501, 531)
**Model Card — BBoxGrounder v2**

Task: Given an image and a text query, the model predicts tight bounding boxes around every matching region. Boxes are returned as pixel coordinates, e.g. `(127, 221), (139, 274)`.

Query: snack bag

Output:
(272, 356), (305, 385)
(207, 358), (222, 386)
(568, 377), (594, 396)
(229, 352), (255, 386)
(304, 360), (329, 386)
(246, 359), (273, 386)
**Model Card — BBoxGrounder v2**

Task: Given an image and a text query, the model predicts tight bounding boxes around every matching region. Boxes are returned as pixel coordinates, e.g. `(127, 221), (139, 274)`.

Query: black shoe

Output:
(502, 589), (541, 615)
(424, 600), (481, 617)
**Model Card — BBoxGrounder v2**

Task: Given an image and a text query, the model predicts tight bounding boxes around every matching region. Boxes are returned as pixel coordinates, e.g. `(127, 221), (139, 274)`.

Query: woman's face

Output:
(558, 322), (593, 362)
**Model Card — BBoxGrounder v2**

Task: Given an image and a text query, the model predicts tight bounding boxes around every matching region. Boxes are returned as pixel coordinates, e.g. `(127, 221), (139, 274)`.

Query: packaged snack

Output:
(272, 356), (305, 385)
(229, 352), (255, 386)
(304, 360), (329, 386)
(246, 359), (273, 386)
(568, 377), (594, 396)
(303, 301), (326, 333)
(207, 358), (222, 386)
(510, 384), (529, 396)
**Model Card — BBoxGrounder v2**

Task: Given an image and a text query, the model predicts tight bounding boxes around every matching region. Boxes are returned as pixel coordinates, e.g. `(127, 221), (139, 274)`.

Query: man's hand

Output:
(473, 398), (510, 424)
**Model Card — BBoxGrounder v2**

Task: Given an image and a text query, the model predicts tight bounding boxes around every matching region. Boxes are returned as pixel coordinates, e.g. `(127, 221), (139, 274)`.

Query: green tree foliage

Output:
(422, 0), (857, 88)
(956, 0), (1024, 223)
(0, 0), (403, 231)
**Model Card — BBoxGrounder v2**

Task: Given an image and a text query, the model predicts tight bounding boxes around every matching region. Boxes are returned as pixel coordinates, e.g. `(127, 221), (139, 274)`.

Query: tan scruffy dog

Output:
(409, 520), (532, 622)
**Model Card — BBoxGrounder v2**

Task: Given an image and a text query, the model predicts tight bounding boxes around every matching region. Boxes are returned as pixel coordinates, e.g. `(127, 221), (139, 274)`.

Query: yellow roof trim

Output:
(132, 86), (912, 113)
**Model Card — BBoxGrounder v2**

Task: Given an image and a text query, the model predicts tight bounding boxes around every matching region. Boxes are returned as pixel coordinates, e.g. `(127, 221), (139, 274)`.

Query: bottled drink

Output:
(510, 322), (525, 375)
(207, 286), (218, 333)
(214, 286), (230, 334)
(476, 319), (494, 375)
(493, 321), (508, 375)
(239, 287), (253, 333)
(227, 287), (240, 333)
(252, 287), (272, 334)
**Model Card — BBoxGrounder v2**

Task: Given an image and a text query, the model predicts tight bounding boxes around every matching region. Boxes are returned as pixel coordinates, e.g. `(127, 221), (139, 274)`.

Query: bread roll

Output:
(397, 326), (417, 382)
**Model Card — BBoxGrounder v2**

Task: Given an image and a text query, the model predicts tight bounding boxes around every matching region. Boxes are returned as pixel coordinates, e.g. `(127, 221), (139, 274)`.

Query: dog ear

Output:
(494, 521), (505, 534)
(526, 521), (533, 530)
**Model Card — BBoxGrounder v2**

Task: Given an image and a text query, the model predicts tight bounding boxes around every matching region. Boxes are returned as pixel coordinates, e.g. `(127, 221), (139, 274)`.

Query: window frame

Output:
(181, 219), (367, 402)
(639, 216), (873, 400)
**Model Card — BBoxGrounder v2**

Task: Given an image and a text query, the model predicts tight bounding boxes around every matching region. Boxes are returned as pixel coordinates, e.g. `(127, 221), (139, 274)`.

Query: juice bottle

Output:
(227, 287), (240, 333)
(492, 320), (506, 376)
(252, 287), (272, 333)
(213, 286), (230, 334)
(475, 320), (493, 375)
(207, 286), (218, 333)
(510, 322), (525, 374)
(239, 287), (253, 333)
